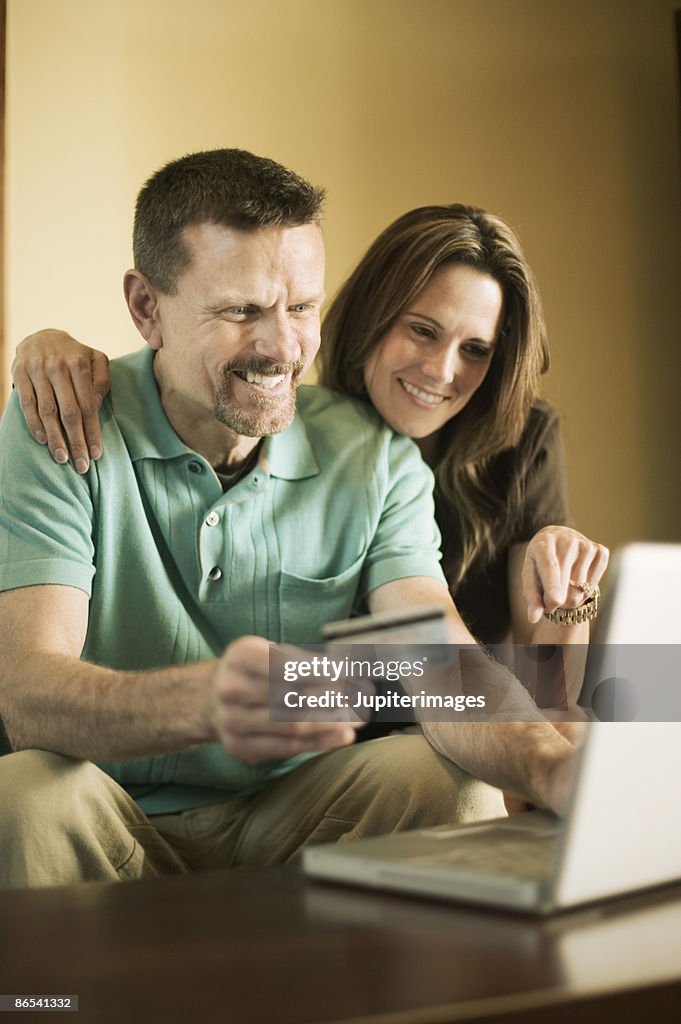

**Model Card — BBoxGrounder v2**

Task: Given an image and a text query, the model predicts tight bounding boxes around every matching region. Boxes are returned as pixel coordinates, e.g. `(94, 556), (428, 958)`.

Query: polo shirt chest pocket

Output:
(278, 553), (366, 644)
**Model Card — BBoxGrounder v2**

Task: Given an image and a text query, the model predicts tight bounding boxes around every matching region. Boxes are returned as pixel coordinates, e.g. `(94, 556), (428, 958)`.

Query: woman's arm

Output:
(11, 329), (111, 473)
(506, 408), (608, 641)
(508, 527), (609, 704)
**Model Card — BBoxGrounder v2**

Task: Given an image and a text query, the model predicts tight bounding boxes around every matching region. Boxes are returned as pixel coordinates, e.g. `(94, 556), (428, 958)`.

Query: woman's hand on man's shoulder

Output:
(11, 329), (110, 474)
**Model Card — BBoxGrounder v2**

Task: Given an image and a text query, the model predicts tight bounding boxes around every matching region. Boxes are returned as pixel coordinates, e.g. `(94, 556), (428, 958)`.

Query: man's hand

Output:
(211, 636), (362, 764)
(11, 329), (111, 474)
(367, 576), (586, 816)
(522, 526), (609, 624)
(503, 717), (587, 815)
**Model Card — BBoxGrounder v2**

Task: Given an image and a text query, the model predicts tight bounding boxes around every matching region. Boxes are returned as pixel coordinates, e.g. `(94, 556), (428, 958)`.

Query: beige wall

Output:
(5, 0), (681, 551)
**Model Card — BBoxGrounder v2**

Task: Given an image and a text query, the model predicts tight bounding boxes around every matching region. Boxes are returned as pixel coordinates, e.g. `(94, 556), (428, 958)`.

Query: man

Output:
(0, 149), (574, 889)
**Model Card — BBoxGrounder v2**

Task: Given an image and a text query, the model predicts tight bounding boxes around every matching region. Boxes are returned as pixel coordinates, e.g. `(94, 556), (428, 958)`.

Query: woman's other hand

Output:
(11, 330), (110, 474)
(521, 526), (609, 624)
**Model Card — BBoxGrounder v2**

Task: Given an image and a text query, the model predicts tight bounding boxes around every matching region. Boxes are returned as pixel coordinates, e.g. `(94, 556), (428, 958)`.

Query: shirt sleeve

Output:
(358, 431), (446, 598)
(0, 392), (96, 596)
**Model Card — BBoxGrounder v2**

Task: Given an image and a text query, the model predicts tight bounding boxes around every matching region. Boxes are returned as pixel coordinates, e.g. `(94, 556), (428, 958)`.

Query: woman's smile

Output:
(398, 377), (451, 406)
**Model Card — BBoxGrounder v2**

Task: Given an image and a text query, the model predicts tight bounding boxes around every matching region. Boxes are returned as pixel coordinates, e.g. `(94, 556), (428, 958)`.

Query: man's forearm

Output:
(1, 652), (216, 760)
(367, 578), (579, 814)
(409, 648), (577, 813)
(421, 719), (574, 814)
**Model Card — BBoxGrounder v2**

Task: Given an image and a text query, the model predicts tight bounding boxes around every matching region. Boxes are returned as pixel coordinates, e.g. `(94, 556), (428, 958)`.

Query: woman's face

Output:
(363, 263), (504, 439)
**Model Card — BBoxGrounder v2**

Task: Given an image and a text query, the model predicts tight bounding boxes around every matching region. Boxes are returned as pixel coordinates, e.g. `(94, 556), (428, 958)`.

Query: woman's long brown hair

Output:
(318, 204), (550, 585)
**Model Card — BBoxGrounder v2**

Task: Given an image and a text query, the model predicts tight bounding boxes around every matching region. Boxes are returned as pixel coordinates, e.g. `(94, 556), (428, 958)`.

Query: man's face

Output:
(148, 221), (325, 442)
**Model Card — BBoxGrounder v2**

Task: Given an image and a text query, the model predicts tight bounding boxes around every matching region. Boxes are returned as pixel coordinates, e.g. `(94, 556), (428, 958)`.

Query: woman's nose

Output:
(420, 343), (460, 384)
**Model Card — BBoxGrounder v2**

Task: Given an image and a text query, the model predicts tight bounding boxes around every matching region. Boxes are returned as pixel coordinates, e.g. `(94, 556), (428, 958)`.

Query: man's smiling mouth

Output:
(228, 358), (304, 392)
(237, 370), (287, 389)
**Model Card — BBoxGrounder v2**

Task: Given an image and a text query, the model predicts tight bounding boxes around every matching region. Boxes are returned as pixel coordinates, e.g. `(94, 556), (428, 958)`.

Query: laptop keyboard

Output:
(406, 828), (558, 881)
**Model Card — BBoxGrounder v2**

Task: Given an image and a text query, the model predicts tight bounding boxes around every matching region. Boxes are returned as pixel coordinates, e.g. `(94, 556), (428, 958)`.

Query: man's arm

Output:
(368, 576), (577, 815)
(0, 585), (358, 763)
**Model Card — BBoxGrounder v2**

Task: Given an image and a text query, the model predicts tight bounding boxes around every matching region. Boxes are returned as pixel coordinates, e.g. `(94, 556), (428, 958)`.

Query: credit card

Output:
(323, 605), (449, 645)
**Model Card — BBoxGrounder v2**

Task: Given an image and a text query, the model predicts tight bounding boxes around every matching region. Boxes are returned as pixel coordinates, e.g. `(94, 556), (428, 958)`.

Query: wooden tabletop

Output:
(1, 864), (681, 1024)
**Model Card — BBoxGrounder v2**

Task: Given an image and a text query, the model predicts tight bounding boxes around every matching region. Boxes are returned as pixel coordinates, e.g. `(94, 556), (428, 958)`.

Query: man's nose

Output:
(253, 310), (301, 365)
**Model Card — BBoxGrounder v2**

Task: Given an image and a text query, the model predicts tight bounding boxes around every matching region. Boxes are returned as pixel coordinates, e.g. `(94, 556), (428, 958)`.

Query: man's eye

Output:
(228, 306), (251, 316)
(289, 304), (310, 314)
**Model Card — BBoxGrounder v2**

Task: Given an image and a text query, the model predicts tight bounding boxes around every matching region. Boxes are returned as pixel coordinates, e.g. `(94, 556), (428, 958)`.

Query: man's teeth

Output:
(244, 371), (286, 389)
(400, 379), (446, 405)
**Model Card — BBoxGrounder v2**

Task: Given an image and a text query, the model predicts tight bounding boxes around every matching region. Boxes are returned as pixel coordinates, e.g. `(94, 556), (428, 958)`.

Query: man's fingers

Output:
(218, 634), (271, 680)
(224, 701), (363, 735)
(213, 636), (364, 764)
(225, 728), (358, 766)
(503, 791), (530, 815)
(218, 719), (359, 765)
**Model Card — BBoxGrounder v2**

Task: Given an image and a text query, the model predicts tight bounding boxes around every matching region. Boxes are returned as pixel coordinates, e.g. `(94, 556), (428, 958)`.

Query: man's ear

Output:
(124, 270), (164, 350)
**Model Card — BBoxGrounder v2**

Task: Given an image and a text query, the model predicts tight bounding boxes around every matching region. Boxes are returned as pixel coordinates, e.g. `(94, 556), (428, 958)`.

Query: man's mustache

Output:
(224, 358), (306, 379)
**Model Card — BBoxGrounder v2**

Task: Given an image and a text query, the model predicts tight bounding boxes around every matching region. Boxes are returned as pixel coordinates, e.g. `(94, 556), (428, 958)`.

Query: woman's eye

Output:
(463, 344), (493, 360)
(411, 324), (436, 340)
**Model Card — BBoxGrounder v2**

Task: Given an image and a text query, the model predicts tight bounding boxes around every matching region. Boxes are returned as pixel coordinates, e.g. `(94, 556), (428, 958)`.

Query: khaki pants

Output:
(0, 736), (505, 890)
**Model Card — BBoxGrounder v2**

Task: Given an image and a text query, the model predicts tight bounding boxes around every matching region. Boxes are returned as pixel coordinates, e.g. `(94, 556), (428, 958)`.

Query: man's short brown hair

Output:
(133, 148), (325, 294)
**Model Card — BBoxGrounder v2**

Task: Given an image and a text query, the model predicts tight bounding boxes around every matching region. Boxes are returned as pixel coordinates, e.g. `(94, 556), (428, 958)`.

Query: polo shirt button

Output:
(206, 511), (220, 527)
(208, 566), (223, 581)
(188, 461), (203, 474)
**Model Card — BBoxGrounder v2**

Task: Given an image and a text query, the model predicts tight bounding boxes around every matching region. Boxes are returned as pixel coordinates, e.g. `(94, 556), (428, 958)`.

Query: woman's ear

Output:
(124, 270), (164, 350)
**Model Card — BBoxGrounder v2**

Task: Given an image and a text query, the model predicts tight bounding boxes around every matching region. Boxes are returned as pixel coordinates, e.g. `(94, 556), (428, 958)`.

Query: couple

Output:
(0, 148), (606, 888)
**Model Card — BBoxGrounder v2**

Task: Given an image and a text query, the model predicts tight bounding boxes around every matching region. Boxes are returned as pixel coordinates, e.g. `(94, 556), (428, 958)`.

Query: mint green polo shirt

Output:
(0, 346), (445, 813)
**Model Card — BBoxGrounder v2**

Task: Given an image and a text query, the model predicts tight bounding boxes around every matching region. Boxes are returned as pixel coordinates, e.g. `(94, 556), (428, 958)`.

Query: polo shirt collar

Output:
(111, 347), (188, 462)
(260, 407), (320, 481)
(112, 347), (320, 480)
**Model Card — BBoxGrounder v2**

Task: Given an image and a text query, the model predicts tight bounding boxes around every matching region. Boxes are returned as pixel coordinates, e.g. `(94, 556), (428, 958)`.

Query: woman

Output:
(320, 203), (609, 646)
(11, 203), (608, 646)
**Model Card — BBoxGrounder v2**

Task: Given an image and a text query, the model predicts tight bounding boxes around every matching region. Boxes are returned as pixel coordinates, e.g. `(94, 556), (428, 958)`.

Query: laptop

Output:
(302, 543), (681, 914)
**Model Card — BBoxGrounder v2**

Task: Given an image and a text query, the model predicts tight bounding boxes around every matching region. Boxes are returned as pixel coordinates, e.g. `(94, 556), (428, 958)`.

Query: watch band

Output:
(543, 592), (600, 626)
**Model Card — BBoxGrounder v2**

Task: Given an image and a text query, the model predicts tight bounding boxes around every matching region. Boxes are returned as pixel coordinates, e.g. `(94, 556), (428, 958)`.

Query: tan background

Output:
(4, 0), (681, 552)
